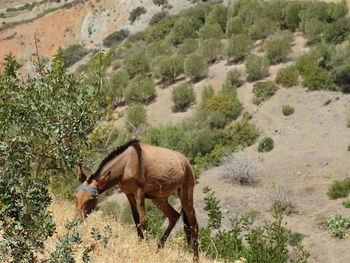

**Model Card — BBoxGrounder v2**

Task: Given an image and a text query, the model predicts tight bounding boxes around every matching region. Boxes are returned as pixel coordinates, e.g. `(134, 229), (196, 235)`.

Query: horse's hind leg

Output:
(152, 197), (180, 249)
(126, 193), (144, 239)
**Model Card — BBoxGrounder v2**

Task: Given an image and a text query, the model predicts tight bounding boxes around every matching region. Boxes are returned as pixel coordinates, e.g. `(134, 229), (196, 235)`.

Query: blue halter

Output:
(76, 185), (98, 196)
(76, 186), (98, 214)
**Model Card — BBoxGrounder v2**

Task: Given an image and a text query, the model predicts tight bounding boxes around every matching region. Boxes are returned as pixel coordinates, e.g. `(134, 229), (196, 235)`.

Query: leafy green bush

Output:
(170, 17), (197, 45)
(0, 54), (101, 262)
(154, 55), (184, 82)
(245, 55), (270, 81)
(199, 38), (223, 63)
(129, 6), (146, 23)
(102, 69), (129, 107)
(184, 54), (208, 81)
(325, 214), (350, 239)
(283, 1), (302, 31)
(149, 11), (169, 26)
(198, 186), (310, 262)
(177, 38), (198, 56)
(304, 18), (324, 44)
(207, 111), (226, 129)
(226, 69), (244, 88)
(61, 45), (89, 67)
(226, 17), (247, 37)
(258, 137), (274, 152)
(265, 38), (292, 64)
(252, 81), (277, 105)
(124, 104), (148, 132)
(103, 29), (130, 47)
(171, 82), (195, 112)
(201, 84), (215, 104)
(275, 66), (299, 87)
(146, 40), (174, 58)
(249, 17), (278, 40)
(323, 17), (350, 44)
(124, 49), (150, 78)
(242, 111), (252, 122)
(124, 74), (156, 104)
(145, 15), (179, 43)
(198, 22), (223, 39)
(343, 200), (350, 208)
(327, 178), (350, 199)
(303, 68), (337, 91)
(206, 93), (242, 120)
(295, 54), (319, 76)
(226, 34), (253, 62)
(206, 4), (228, 32)
(282, 105), (295, 116)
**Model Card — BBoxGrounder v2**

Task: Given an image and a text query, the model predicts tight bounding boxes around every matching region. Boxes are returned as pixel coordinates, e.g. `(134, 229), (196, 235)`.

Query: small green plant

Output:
(129, 6), (146, 23)
(252, 81), (277, 105)
(205, 93), (242, 120)
(242, 111), (252, 122)
(265, 38), (292, 64)
(343, 200), (350, 208)
(245, 55), (270, 82)
(171, 82), (195, 112)
(124, 104), (148, 133)
(275, 66), (299, 87)
(325, 214), (350, 238)
(258, 137), (274, 152)
(327, 178), (350, 199)
(201, 84), (214, 105)
(103, 29), (130, 47)
(282, 105), (295, 116)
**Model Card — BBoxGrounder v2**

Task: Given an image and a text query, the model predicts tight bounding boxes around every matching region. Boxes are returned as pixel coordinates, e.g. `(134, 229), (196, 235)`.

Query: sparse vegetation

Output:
(258, 137), (274, 152)
(129, 6), (146, 24)
(60, 45), (89, 67)
(327, 178), (350, 199)
(252, 81), (277, 105)
(275, 66), (299, 87)
(245, 55), (270, 82)
(103, 29), (130, 47)
(269, 182), (295, 215)
(149, 11), (169, 26)
(343, 200), (350, 208)
(171, 82), (195, 112)
(282, 105), (295, 116)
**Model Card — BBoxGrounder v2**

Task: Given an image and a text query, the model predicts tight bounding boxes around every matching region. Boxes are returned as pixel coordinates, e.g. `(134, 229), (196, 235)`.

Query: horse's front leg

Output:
(126, 193), (144, 239)
(136, 187), (148, 236)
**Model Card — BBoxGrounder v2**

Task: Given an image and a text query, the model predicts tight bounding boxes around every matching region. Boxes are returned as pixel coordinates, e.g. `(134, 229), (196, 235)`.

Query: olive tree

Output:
(184, 54), (208, 81)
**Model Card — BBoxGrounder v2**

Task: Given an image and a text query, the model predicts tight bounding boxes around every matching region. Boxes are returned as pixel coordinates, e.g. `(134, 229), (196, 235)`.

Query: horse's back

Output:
(140, 143), (192, 197)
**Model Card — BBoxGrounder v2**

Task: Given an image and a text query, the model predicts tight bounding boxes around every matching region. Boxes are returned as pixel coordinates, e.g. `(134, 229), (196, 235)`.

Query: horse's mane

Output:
(88, 139), (140, 182)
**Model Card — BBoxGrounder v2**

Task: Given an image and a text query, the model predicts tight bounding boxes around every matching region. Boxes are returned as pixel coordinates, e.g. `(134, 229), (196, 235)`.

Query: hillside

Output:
(2, 0), (350, 263)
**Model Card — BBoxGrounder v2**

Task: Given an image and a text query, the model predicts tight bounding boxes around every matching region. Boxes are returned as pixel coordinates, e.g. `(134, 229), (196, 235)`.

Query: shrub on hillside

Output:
(265, 38), (292, 64)
(205, 93), (242, 120)
(129, 6), (146, 23)
(327, 178), (350, 199)
(282, 105), (295, 116)
(124, 49), (150, 78)
(124, 74), (156, 104)
(198, 23), (223, 39)
(323, 17), (350, 44)
(226, 34), (253, 62)
(302, 68), (337, 91)
(124, 104), (148, 133)
(184, 54), (208, 81)
(206, 4), (228, 32)
(154, 55), (184, 82)
(275, 66), (299, 87)
(171, 82), (195, 112)
(343, 200), (350, 208)
(325, 214), (350, 239)
(258, 137), (274, 152)
(201, 84), (215, 104)
(170, 17), (197, 45)
(103, 29), (130, 47)
(304, 18), (324, 44)
(295, 54), (319, 76)
(149, 11), (169, 26)
(152, 0), (168, 6)
(283, 1), (302, 31)
(245, 55), (270, 81)
(177, 39), (198, 55)
(226, 17), (247, 37)
(61, 45), (89, 67)
(249, 17), (278, 40)
(103, 69), (129, 107)
(252, 81), (277, 105)
(128, 31), (145, 42)
(146, 40), (174, 58)
(207, 111), (226, 129)
(199, 38), (223, 63)
(226, 69), (244, 88)
(145, 15), (179, 43)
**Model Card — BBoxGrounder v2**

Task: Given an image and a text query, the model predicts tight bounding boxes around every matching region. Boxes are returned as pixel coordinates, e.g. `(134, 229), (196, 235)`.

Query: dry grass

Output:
(45, 199), (213, 263)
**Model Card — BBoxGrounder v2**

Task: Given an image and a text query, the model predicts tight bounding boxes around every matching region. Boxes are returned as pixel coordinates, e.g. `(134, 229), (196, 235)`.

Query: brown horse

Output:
(75, 140), (199, 261)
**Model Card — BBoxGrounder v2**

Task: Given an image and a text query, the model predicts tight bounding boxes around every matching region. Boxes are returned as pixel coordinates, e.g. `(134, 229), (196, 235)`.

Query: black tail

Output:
(182, 209), (192, 246)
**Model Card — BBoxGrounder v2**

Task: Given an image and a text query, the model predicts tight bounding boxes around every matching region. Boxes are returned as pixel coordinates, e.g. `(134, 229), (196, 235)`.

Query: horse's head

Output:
(75, 166), (110, 219)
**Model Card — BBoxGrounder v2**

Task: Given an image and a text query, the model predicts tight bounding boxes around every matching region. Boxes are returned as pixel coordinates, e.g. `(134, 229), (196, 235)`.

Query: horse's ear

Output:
(77, 165), (87, 183)
(97, 171), (111, 189)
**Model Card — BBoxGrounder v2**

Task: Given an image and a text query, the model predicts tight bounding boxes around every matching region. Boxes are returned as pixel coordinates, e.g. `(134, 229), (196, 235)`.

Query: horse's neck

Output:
(100, 153), (128, 193)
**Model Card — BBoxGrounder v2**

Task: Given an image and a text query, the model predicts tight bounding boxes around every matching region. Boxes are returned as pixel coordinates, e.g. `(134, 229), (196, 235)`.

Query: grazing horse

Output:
(75, 140), (199, 261)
